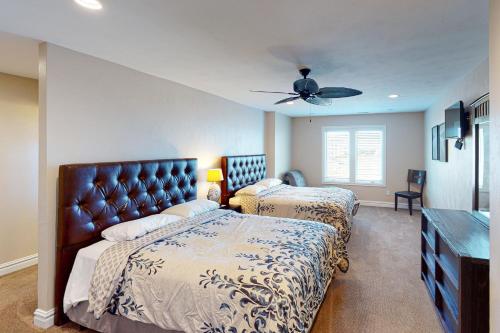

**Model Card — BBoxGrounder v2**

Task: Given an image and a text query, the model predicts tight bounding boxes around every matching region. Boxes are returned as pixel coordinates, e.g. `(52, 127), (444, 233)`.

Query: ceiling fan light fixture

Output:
(388, 94), (400, 99)
(286, 101), (294, 105)
(74, 0), (103, 10)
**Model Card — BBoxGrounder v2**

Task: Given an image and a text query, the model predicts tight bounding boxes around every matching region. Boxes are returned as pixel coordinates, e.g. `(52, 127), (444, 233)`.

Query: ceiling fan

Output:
(251, 67), (362, 106)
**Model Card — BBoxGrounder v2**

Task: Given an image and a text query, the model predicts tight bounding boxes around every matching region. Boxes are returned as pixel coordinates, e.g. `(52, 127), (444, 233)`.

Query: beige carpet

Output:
(311, 207), (442, 332)
(0, 207), (442, 333)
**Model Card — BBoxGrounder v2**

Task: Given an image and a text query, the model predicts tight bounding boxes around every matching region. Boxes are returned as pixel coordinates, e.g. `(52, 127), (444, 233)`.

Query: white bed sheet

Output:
(63, 239), (116, 313)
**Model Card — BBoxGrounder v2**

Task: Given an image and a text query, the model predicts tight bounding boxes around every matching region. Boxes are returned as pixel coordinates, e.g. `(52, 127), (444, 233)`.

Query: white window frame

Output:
(322, 125), (386, 187)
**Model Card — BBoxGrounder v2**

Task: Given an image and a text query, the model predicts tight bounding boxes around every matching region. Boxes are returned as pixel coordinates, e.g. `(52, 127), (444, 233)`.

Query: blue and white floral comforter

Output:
(87, 209), (347, 333)
(239, 185), (359, 242)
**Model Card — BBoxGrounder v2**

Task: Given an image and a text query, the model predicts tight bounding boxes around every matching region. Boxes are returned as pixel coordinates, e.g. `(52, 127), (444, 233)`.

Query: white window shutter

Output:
(355, 130), (384, 184)
(324, 130), (350, 182)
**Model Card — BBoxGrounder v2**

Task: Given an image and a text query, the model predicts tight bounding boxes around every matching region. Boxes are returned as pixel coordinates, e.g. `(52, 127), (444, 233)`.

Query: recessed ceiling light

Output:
(286, 101), (294, 105)
(74, 0), (103, 10)
(388, 94), (400, 99)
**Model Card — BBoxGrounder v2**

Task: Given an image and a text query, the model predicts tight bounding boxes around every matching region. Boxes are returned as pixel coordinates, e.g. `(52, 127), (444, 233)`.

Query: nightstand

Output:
(219, 204), (242, 213)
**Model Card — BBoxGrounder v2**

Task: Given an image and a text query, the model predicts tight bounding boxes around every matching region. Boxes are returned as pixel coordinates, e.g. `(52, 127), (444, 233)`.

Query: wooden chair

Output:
(395, 169), (426, 215)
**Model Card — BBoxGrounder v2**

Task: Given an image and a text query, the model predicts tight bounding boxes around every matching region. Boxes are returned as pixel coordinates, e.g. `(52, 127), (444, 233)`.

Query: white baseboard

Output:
(34, 308), (55, 329)
(0, 253), (38, 277)
(359, 200), (422, 211)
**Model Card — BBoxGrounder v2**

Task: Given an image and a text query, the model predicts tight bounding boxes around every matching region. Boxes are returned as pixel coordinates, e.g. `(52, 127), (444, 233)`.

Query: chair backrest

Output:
(408, 169), (426, 193)
(283, 170), (307, 187)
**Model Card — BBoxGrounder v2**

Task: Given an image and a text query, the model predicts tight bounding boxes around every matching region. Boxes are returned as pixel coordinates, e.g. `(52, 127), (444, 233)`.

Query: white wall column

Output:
(489, 0), (500, 330)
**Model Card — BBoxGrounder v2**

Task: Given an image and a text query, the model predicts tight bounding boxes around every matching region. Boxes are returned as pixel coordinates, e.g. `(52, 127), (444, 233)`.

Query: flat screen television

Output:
(445, 101), (466, 139)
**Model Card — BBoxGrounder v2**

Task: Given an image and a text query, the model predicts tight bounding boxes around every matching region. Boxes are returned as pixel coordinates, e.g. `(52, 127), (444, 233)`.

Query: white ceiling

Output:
(0, 31), (38, 79)
(0, 0), (488, 116)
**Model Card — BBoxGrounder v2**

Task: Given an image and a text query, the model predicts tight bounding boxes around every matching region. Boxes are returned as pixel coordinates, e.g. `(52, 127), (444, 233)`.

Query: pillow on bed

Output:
(235, 184), (267, 196)
(101, 214), (181, 242)
(161, 199), (219, 218)
(256, 178), (283, 189)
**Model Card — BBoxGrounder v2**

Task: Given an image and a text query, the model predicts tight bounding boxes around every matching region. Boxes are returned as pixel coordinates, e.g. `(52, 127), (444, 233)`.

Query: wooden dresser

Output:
(421, 209), (489, 333)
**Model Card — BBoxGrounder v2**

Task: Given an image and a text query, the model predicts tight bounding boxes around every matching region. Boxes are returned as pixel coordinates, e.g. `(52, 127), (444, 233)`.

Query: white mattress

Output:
(63, 239), (116, 313)
(228, 196), (241, 206)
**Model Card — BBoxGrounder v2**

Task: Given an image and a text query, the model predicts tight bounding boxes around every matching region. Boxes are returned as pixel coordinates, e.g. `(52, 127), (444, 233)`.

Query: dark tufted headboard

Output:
(54, 158), (197, 325)
(220, 154), (266, 205)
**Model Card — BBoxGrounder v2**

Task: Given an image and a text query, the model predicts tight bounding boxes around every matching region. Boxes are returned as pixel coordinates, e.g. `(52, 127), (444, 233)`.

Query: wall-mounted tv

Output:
(445, 101), (467, 139)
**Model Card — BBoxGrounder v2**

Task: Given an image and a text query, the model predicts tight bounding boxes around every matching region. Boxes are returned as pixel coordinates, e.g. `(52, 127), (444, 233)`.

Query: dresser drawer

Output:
(422, 218), (436, 248)
(422, 239), (435, 276)
(421, 268), (436, 301)
(436, 262), (459, 318)
(436, 288), (459, 333)
(436, 234), (459, 288)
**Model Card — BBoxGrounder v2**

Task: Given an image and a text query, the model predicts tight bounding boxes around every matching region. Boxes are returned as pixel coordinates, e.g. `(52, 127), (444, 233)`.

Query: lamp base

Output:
(207, 183), (221, 202)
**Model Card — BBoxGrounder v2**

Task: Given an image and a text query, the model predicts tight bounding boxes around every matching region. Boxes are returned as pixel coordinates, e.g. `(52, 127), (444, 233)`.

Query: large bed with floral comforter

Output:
(68, 209), (347, 333)
(221, 155), (359, 243)
(234, 184), (359, 242)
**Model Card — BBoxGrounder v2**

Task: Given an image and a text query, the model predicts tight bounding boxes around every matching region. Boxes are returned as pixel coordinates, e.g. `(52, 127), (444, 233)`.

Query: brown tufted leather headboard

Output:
(220, 154), (266, 205)
(54, 158), (197, 325)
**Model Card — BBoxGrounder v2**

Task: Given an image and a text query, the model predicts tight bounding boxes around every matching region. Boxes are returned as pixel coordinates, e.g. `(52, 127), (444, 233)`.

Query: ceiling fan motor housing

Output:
(293, 78), (319, 97)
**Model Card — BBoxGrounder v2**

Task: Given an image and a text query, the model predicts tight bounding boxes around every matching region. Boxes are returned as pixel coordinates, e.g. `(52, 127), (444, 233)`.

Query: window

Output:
(322, 126), (386, 186)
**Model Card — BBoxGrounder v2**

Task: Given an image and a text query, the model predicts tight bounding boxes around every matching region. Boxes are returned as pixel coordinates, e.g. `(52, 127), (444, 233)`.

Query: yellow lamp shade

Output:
(207, 168), (224, 182)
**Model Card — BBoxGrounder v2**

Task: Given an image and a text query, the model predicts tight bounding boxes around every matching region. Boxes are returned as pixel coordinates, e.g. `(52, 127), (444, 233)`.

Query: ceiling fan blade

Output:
(316, 87), (363, 98)
(275, 96), (300, 105)
(250, 90), (298, 95)
(306, 96), (332, 106)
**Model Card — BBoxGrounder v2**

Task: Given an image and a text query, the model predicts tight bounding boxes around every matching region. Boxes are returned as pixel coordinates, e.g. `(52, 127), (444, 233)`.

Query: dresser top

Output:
(422, 208), (490, 260)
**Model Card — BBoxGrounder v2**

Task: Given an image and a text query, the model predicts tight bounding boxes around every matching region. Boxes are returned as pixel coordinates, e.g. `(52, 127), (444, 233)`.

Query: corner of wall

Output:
(264, 112), (276, 177)
(36, 41), (54, 312)
(264, 111), (292, 178)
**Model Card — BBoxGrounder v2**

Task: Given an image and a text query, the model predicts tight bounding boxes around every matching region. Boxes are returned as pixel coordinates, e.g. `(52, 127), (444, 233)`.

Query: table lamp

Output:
(206, 168), (224, 202)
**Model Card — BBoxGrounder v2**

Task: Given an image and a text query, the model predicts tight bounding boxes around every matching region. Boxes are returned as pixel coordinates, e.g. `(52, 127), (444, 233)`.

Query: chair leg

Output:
(408, 198), (413, 216)
(395, 195), (398, 211)
(420, 195), (424, 208)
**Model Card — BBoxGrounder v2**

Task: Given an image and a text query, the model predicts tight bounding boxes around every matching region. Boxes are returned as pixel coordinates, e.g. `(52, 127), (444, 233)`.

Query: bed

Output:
(221, 154), (359, 242)
(54, 158), (348, 333)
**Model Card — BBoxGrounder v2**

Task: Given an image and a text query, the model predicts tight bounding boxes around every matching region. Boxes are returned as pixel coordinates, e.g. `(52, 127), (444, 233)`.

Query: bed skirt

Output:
(67, 302), (180, 333)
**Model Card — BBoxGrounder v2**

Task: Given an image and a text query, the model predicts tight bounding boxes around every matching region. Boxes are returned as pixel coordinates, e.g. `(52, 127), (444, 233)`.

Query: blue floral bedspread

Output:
(87, 209), (347, 332)
(240, 185), (359, 242)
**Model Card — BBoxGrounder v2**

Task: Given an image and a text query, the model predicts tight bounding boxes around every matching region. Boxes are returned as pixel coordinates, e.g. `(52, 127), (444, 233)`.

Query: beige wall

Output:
(291, 112), (425, 202)
(274, 112), (292, 178)
(265, 111), (292, 178)
(490, 0), (499, 330)
(0, 73), (38, 266)
(424, 59), (489, 210)
(37, 43), (264, 310)
(264, 112), (276, 177)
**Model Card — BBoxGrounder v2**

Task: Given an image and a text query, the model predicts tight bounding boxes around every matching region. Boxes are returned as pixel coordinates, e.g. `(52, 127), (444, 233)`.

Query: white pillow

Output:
(235, 184), (267, 196)
(161, 199), (219, 218)
(101, 214), (181, 242)
(256, 178), (282, 189)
